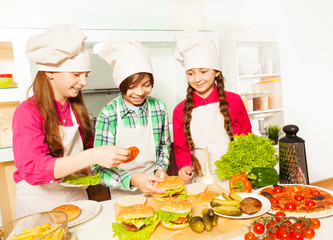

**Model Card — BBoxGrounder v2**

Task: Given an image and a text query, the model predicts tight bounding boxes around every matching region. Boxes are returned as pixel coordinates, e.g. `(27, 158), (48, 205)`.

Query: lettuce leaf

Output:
(156, 209), (192, 223)
(62, 173), (101, 186)
(215, 133), (278, 179)
(112, 219), (160, 240)
(165, 185), (186, 197)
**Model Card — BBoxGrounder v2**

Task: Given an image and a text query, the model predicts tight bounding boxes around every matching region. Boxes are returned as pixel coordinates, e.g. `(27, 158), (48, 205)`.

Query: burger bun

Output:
(161, 221), (189, 230)
(51, 204), (81, 222)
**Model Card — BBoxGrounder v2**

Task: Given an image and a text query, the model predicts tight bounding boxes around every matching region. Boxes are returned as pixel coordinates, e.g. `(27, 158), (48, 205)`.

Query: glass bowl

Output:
(0, 211), (68, 240)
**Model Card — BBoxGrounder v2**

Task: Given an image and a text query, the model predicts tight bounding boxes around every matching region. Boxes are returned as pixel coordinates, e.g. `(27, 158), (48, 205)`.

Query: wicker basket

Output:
(0, 211), (68, 240)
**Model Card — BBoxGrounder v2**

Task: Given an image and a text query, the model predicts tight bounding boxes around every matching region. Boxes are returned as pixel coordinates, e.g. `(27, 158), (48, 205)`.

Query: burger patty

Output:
(123, 222), (145, 232)
(239, 197), (262, 214)
(171, 215), (190, 224)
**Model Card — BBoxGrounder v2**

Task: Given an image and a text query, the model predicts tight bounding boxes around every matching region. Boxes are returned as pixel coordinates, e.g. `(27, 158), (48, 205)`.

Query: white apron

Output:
(190, 102), (230, 183)
(110, 99), (156, 200)
(16, 107), (88, 218)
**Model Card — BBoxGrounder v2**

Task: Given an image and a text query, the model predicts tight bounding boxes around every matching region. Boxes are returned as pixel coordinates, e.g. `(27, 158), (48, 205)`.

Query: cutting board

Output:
(113, 184), (255, 240)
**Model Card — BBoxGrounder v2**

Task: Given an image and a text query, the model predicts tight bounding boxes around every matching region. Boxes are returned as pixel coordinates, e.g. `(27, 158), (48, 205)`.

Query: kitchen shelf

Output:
(220, 38), (285, 134)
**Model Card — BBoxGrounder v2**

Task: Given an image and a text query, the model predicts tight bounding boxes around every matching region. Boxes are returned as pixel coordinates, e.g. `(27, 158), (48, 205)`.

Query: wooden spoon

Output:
(200, 146), (217, 185)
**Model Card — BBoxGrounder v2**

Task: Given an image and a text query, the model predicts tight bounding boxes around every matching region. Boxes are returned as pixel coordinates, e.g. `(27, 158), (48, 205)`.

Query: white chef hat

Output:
(98, 37), (153, 87)
(25, 24), (90, 72)
(175, 31), (222, 72)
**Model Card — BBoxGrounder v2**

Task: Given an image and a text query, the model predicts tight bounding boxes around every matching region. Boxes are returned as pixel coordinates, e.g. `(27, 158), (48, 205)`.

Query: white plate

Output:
(65, 200), (101, 227)
(209, 192), (271, 219)
(255, 184), (333, 218)
(58, 181), (85, 188)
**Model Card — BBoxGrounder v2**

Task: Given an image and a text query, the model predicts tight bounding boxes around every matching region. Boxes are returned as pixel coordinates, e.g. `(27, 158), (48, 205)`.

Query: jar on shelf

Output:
(260, 91), (269, 110)
(252, 92), (261, 111)
(246, 92), (253, 112)
(0, 113), (11, 147)
(240, 92), (248, 111)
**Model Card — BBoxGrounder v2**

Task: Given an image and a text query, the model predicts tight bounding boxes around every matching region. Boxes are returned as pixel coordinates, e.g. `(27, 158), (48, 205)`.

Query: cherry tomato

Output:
(253, 222), (265, 235)
(266, 221), (278, 239)
(301, 227), (315, 239)
(311, 189), (320, 196)
(285, 202), (296, 210)
(291, 230), (304, 240)
(244, 232), (256, 240)
(293, 222), (305, 230)
(305, 200), (315, 207)
(278, 230), (291, 240)
(294, 194), (305, 201)
(270, 198), (280, 205)
(124, 146), (140, 163)
(310, 218), (321, 229)
(275, 211), (286, 217)
(273, 186), (283, 193)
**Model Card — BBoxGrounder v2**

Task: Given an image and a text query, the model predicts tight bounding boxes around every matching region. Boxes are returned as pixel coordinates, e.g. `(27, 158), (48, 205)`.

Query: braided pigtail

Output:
(183, 86), (203, 177)
(216, 72), (234, 141)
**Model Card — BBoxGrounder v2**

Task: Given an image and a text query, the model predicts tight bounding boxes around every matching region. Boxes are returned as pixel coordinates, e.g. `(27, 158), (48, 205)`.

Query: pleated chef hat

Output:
(98, 38), (153, 87)
(175, 31), (222, 72)
(25, 24), (90, 72)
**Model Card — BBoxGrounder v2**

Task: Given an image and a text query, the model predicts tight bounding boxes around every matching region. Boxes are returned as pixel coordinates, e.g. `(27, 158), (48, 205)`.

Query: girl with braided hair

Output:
(173, 32), (252, 183)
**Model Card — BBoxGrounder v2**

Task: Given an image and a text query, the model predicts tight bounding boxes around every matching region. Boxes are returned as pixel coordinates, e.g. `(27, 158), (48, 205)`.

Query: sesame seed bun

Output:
(117, 204), (155, 220)
(52, 204), (81, 222)
(158, 176), (184, 191)
(160, 221), (189, 230)
(160, 197), (192, 213)
(194, 191), (220, 206)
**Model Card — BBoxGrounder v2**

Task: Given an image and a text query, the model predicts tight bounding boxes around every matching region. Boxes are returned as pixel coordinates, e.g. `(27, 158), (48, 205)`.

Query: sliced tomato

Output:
(285, 202), (296, 210)
(294, 194), (305, 201)
(124, 146), (140, 163)
(270, 197), (280, 205)
(311, 189), (320, 196)
(305, 200), (315, 207)
(273, 186), (283, 193)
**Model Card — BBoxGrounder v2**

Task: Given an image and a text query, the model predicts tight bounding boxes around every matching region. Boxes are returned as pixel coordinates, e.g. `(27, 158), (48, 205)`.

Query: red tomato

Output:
(294, 194), (305, 201)
(311, 189), (320, 196)
(291, 230), (304, 240)
(273, 186), (283, 193)
(285, 202), (296, 210)
(310, 218), (321, 229)
(253, 222), (265, 235)
(244, 232), (256, 240)
(278, 230), (291, 240)
(301, 227), (315, 239)
(293, 222), (305, 230)
(124, 146), (140, 163)
(305, 200), (315, 207)
(270, 198), (280, 205)
(275, 211), (286, 217)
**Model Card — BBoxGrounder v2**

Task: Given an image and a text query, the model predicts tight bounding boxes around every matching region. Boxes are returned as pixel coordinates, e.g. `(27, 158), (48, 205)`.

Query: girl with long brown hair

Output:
(173, 32), (252, 183)
(13, 25), (131, 218)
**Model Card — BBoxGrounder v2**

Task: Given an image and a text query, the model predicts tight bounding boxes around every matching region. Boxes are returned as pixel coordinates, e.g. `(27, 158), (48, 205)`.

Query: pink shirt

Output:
(12, 97), (92, 185)
(172, 86), (252, 170)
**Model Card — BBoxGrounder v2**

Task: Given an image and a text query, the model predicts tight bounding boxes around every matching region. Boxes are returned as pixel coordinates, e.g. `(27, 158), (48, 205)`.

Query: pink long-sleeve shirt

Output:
(12, 97), (92, 185)
(172, 86), (252, 170)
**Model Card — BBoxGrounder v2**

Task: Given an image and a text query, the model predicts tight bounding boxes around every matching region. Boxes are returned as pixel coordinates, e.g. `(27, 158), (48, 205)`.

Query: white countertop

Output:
(70, 197), (333, 240)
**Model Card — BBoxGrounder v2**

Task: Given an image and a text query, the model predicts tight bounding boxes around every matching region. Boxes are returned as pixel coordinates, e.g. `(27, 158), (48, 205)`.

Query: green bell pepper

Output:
(247, 167), (279, 189)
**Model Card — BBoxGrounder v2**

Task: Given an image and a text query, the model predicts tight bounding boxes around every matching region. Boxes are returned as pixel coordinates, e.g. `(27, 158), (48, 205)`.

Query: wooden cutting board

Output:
(113, 184), (255, 239)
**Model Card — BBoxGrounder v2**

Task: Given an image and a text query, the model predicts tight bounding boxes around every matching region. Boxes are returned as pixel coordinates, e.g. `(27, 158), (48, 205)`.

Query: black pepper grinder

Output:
(279, 124), (309, 185)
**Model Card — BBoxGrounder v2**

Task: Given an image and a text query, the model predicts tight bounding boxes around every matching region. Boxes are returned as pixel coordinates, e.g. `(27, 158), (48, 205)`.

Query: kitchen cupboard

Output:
(219, 39), (285, 135)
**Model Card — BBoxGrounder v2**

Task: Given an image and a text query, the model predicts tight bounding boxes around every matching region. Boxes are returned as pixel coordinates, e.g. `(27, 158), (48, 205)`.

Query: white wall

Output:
(1, 0), (332, 182)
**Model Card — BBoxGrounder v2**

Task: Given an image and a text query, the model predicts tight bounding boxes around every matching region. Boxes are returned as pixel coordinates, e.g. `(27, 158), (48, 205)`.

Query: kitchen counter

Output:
(70, 179), (333, 240)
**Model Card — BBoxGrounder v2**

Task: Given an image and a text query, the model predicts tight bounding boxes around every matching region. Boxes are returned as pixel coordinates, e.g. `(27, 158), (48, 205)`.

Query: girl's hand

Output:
(155, 169), (168, 180)
(131, 173), (166, 195)
(93, 145), (131, 168)
(178, 166), (193, 181)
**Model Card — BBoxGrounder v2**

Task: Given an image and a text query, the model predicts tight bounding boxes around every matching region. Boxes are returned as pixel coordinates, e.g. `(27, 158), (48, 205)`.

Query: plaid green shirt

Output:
(92, 94), (171, 190)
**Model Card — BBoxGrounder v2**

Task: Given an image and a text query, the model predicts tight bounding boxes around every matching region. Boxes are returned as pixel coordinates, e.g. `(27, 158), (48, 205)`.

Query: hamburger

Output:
(112, 204), (160, 240)
(157, 197), (192, 230)
(194, 191), (220, 206)
(153, 176), (187, 201)
(51, 204), (81, 222)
